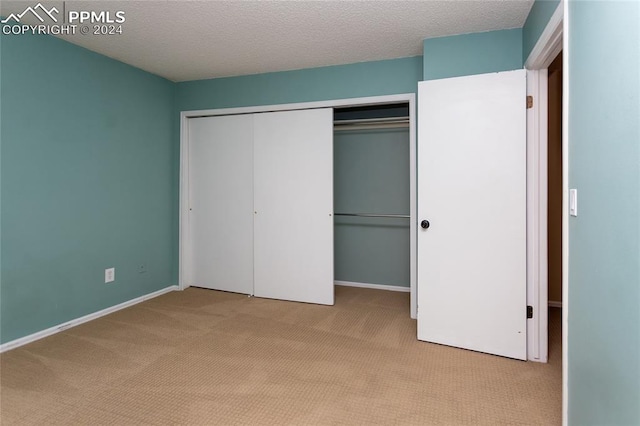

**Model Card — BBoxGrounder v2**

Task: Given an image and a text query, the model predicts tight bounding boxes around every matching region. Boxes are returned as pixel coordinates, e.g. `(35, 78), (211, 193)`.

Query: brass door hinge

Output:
(526, 95), (533, 109)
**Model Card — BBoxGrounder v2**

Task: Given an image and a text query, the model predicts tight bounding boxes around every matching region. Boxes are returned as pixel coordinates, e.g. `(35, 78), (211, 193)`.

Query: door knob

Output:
(421, 220), (430, 229)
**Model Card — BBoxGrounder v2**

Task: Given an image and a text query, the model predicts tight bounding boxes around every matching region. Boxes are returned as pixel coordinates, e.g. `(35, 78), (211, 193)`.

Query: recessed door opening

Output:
(547, 50), (563, 369)
(179, 94), (417, 317)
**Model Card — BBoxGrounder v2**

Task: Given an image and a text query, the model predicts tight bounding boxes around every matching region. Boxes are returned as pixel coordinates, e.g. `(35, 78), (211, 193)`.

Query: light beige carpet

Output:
(0, 286), (562, 425)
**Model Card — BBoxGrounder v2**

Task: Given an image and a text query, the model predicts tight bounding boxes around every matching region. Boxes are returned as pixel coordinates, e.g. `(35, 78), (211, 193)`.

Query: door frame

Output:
(524, 0), (564, 362)
(525, 68), (549, 363)
(524, 0), (567, 423)
(179, 93), (418, 318)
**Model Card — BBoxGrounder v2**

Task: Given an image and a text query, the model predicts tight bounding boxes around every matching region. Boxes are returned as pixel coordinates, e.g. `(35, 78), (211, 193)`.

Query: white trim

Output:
(524, 0), (564, 366)
(179, 113), (189, 291)
(335, 280), (410, 293)
(179, 94), (418, 318)
(562, 1), (569, 424)
(0, 285), (179, 353)
(549, 301), (563, 308)
(526, 69), (549, 363)
(525, 1), (564, 69)
(525, 0), (567, 421)
(408, 95), (417, 319)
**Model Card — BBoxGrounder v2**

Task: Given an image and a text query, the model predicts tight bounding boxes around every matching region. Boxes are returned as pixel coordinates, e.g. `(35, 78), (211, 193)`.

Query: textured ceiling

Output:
(1, 1), (534, 82)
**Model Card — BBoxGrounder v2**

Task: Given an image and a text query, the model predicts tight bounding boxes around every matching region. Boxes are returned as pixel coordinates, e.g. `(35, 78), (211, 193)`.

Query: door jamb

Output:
(179, 93), (418, 319)
(524, 1), (567, 424)
(525, 68), (549, 363)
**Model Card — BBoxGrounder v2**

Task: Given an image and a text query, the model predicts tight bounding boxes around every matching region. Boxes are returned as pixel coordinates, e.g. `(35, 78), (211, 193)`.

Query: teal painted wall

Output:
(568, 1), (640, 424)
(422, 29), (523, 81)
(0, 30), (176, 343)
(177, 56), (422, 110)
(522, 0), (561, 63)
(177, 57), (422, 289)
(334, 128), (410, 287)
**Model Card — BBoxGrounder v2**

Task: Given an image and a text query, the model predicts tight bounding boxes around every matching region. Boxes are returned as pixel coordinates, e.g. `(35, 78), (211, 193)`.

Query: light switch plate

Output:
(569, 189), (578, 217)
(105, 267), (115, 283)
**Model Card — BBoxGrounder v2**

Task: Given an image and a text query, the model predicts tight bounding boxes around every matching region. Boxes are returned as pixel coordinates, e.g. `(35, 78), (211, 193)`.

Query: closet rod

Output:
(333, 116), (409, 125)
(334, 213), (410, 219)
(334, 123), (409, 132)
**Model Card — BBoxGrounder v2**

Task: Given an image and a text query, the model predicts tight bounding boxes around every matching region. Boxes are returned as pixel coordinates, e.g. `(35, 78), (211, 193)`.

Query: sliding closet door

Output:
(187, 115), (254, 294)
(253, 109), (334, 305)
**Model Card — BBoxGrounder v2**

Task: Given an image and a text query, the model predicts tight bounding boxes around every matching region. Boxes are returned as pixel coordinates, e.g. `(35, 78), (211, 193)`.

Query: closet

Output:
(183, 100), (413, 310)
(333, 104), (411, 290)
(185, 108), (334, 305)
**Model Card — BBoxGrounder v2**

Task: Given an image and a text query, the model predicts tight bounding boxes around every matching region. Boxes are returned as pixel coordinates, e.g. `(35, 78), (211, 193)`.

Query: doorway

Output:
(179, 94), (418, 317)
(547, 51), (563, 362)
(523, 2), (565, 418)
(548, 51), (563, 309)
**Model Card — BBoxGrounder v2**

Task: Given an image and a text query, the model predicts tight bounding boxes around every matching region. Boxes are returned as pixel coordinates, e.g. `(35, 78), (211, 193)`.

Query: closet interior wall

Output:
(333, 104), (411, 290)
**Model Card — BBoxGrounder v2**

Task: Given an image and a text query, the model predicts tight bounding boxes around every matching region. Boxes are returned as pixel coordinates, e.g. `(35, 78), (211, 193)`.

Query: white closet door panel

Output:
(253, 109), (334, 305)
(188, 115), (253, 294)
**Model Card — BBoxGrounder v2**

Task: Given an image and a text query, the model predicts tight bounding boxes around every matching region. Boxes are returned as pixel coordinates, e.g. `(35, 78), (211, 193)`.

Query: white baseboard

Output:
(335, 280), (410, 293)
(548, 300), (563, 308)
(0, 285), (179, 353)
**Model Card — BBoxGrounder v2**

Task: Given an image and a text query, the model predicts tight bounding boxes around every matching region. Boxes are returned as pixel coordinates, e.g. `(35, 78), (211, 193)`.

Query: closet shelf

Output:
(334, 213), (410, 219)
(334, 117), (409, 131)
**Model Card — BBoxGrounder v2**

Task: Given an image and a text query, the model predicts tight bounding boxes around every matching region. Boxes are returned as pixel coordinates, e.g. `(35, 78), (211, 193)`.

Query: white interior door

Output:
(187, 115), (254, 294)
(253, 109), (334, 305)
(417, 70), (527, 360)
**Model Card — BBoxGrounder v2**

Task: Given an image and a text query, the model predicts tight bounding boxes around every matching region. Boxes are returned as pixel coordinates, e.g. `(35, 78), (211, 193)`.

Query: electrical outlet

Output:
(105, 267), (115, 283)
(138, 264), (147, 274)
